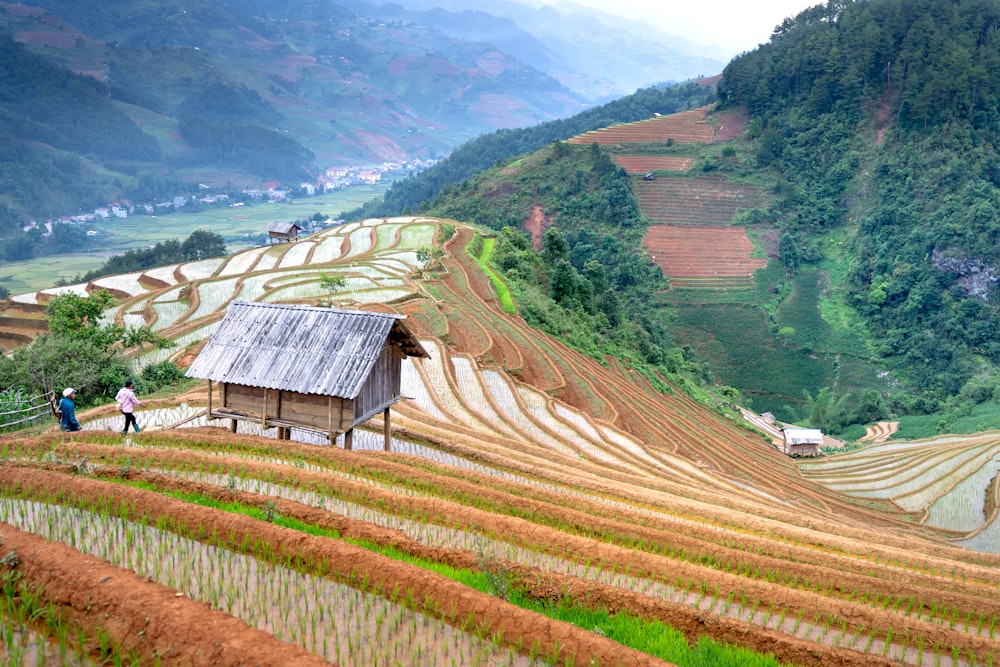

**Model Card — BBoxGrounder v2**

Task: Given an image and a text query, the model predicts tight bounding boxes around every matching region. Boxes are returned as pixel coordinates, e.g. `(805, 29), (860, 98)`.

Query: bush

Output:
(141, 360), (184, 392)
(98, 360), (139, 400)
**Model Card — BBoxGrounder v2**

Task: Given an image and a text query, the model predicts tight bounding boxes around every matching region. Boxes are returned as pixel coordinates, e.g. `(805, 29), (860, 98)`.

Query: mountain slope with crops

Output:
(0, 216), (998, 666)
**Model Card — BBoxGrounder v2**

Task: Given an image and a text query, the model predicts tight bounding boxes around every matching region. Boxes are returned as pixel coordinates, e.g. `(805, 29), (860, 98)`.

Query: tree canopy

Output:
(82, 230), (226, 282)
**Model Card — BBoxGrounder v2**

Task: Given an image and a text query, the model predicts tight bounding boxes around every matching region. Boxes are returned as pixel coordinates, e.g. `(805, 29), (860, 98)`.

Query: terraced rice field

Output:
(644, 226), (767, 288)
(596, 108), (773, 296)
(568, 107), (715, 146)
(1, 217), (999, 666)
(0, 219), (431, 356)
(634, 176), (770, 226)
(801, 434), (1000, 549)
(611, 156), (694, 173)
(860, 421), (900, 444)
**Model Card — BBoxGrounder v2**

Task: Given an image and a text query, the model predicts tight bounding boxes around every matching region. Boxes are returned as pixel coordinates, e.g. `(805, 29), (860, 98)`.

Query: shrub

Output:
(141, 361), (184, 392)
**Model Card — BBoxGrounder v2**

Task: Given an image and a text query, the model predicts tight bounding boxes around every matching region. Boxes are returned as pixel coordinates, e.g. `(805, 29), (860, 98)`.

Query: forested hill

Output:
(346, 82), (717, 219)
(718, 0), (1000, 407)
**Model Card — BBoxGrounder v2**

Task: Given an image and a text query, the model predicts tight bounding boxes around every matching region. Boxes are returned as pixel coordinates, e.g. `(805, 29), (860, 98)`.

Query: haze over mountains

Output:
(357, 0), (729, 98)
(0, 0), (724, 227)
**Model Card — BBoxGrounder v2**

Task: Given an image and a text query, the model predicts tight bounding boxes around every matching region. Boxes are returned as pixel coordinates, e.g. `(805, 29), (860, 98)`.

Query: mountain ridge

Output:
(361, 0), (728, 97)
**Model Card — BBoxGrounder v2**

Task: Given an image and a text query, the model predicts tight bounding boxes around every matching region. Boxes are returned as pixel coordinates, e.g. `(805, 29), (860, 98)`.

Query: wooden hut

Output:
(781, 427), (823, 457)
(266, 221), (303, 243)
(185, 302), (429, 449)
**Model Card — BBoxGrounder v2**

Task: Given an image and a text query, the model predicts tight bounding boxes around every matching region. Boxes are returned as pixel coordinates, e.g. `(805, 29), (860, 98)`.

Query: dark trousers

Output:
(122, 411), (139, 433)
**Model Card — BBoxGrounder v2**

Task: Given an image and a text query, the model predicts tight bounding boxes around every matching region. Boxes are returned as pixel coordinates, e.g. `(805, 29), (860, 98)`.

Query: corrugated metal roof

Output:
(266, 221), (302, 234)
(782, 427), (824, 444)
(186, 302), (428, 398)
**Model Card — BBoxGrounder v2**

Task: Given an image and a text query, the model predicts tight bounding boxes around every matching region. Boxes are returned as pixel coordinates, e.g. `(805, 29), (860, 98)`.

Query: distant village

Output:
(28, 159), (438, 233)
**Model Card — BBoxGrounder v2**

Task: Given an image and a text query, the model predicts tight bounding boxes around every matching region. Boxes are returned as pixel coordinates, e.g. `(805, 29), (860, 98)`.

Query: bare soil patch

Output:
(712, 110), (749, 142)
(612, 156), (694, 173)
(569, 107), (715, 146)
(524, 204), (548, 251)
(644, 226), (767, 280)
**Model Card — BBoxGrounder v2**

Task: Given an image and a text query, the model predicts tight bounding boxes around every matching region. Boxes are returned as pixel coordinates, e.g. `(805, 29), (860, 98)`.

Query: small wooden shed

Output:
(267, 221), (303, 243)
(781, 427), (823, 457)
(185, 302), (429, 449)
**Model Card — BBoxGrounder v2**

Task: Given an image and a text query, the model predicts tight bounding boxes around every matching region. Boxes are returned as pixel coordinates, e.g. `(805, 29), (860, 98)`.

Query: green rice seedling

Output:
(882, 629), (893, 656)
(861, 628), (874, 654)
(1, 498), (526, 666)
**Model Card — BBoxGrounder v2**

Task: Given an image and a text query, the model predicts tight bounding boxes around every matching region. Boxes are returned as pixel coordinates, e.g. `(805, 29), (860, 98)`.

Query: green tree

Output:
(47, 223), (89, 254)
(852, 388), (887, 424)
(550, 260), (577, 305)
(804, 387), (834, 431)
(542, 228), (568, 264)
(2, 290), (172, 401)
(181, 229), (227, 261)
(318, 272), (347, 307)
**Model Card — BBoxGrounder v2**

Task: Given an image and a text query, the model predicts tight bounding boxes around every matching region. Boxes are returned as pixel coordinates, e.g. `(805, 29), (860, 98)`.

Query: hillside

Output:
(716, 0), (1000, 418)
(411, 102), (890, 429)
(353, 0), (1000, 435)
(0, 216), (998, 666)
(0, 0), (588, 223)
(347, 81), (717, 221)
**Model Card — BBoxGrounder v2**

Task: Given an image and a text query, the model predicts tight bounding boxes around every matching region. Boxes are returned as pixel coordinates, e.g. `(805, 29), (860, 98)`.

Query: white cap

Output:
(63, 387), (76, 397)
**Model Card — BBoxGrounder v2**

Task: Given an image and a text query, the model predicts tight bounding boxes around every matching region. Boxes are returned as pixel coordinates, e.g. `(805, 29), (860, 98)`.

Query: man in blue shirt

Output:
(59, 387), (80, 432)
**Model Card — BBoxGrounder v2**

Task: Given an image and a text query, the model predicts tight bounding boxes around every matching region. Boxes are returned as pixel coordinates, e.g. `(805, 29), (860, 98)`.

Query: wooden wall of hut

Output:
(353, 344), (403, 423)
(221, 383), (355, 433)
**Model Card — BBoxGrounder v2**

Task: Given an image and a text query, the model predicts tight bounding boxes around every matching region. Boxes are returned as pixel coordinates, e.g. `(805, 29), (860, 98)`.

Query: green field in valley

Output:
(671, 266), (891, 422)
(0, 184), (390, 295)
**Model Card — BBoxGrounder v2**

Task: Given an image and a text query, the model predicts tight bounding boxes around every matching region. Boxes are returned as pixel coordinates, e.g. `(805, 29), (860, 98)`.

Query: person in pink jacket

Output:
(115, 379), (141, 434)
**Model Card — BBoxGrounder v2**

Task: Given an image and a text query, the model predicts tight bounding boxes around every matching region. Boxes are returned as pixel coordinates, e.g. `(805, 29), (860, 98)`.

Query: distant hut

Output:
(267, 221), (303, 243)
(185, 302), (429, 449)
(781, 427), (823, 457)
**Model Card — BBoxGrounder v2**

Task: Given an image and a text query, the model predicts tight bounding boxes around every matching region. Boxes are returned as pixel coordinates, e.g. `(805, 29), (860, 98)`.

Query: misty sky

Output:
(547, 0), (821, 54)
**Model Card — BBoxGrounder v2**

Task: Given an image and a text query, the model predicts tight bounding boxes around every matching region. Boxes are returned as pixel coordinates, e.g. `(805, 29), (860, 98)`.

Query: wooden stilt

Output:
(345, 427), (353, 451)
(230, 419), (237, 433)
(383, 407), (391, 451)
